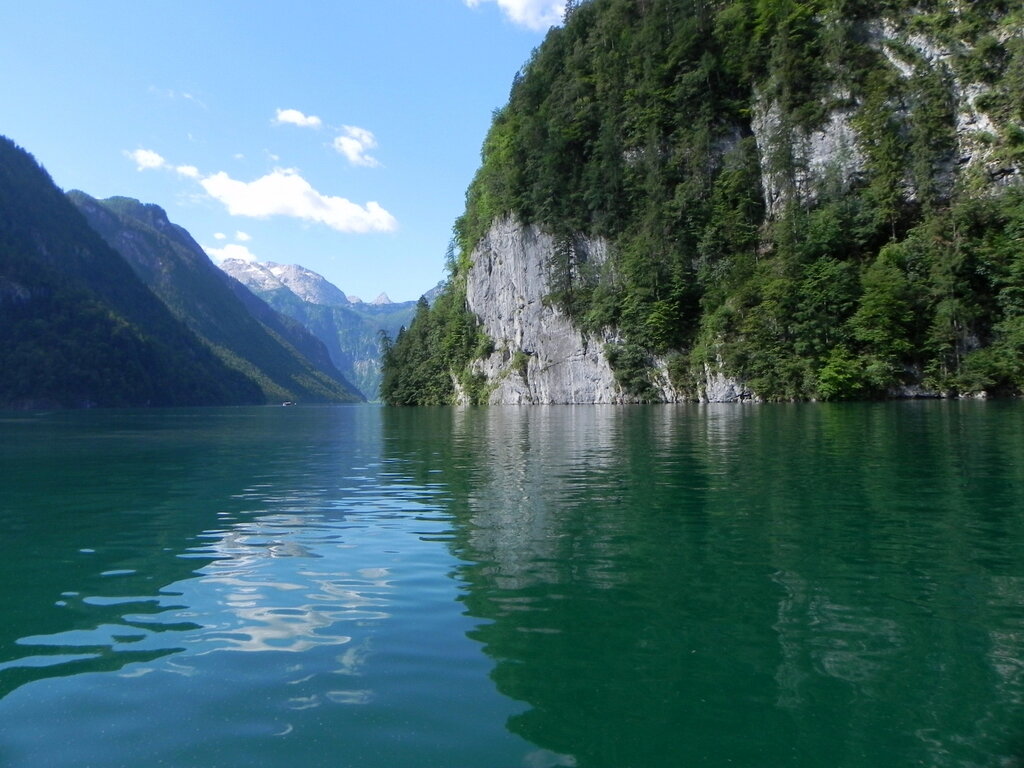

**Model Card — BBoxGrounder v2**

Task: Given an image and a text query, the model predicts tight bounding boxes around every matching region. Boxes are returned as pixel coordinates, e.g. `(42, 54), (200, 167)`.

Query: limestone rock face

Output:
(0, 277), (33, 307)
(464, 217), (752, 404)
(699, 363), (757, 404)
(871, 18), (1020, 192)
(752, 91), (866, 218)
(752, 19), (1021, 218)
(465, 217), (623, 404)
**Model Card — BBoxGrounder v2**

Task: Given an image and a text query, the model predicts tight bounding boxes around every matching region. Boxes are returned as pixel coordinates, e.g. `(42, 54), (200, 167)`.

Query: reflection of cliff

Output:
(441, 406), (790, 767)
(386, 403), (1024, 768)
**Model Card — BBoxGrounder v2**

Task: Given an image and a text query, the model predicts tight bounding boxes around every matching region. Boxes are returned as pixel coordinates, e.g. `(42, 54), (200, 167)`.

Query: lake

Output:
(1, 402), (1023, 767)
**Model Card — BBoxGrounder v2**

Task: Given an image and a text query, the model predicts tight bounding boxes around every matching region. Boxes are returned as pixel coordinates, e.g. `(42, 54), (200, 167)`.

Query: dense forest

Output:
(382, 0), (1024, 404)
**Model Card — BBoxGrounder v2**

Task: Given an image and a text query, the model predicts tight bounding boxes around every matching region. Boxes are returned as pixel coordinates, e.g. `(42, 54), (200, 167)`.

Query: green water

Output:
(1, 402), (1023, 767)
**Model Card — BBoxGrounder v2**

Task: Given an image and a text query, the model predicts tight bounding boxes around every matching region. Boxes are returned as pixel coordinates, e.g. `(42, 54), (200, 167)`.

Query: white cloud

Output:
(127, 148), (167, 171)
(122, 144), (396, 235)
(464, 0), (565, 30)
(205, 243), (258, 263)
(274, 108), (322, 128)
(125, 151), (196, 178)
(213, 232), (227, 240)
(200, 168), (397, 233)
(333, 125), (380, 167)
(150, 87), (208, 109)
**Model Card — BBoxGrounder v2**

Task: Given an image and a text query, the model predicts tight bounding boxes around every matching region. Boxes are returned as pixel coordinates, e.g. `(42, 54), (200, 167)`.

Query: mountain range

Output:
(68, 192), (363, 405)
(0, 134), (389, 408)
(0, 136), (266, 408)
(218, 259), (439, 400)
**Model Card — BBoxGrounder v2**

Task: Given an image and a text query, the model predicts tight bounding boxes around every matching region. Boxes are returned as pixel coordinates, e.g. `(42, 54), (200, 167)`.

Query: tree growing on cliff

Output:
(382, 0), (1024, 404)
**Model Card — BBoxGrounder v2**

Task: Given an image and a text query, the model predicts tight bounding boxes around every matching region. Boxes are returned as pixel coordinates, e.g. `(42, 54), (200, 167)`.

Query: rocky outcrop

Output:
(698, 361), (757, 404)
(442, 8), (1023, 406)
(752, 91), (866, 218)
(0, 277), (33, 307)
(753, 18), (1022, 218)
(465, 218), (623, 404)
(464, 217), (752, 404)
(873, 18), (1021, 190)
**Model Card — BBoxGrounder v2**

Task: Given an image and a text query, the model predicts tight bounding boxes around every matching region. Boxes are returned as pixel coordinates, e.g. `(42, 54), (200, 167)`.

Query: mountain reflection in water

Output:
(383, 403), (1024, 768)
(0, 403), (1022, 767)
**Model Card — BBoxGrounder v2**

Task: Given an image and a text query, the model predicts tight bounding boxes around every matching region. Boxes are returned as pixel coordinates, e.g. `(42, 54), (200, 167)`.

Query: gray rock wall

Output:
(464, 217), (751, 404)
(752, 90), (866, 218)
(752, 18), (1021, 218)
(464, 217), (624, 404)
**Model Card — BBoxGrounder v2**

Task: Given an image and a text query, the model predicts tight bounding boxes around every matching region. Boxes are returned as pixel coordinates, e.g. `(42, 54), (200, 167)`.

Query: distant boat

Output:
(281, 401), (296, 407)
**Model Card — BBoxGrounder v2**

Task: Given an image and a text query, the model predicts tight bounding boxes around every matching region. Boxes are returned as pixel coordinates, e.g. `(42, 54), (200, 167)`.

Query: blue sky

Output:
(0, 1), (566, 302)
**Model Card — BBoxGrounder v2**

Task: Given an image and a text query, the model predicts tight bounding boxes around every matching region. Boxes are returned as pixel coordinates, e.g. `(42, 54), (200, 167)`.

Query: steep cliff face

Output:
(752, 16), (1022, 217)
(458, 5), (1023, 404)
(464, 218), (621, 404)
(464, 217), (758, 403)
(382, 0), (1024, 406)
(873, 17), (1021, 189)
(752, 93), (866, 218)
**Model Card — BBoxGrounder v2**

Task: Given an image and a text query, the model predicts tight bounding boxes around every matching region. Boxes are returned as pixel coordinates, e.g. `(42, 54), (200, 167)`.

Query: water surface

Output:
(1, 402), (1023, 767)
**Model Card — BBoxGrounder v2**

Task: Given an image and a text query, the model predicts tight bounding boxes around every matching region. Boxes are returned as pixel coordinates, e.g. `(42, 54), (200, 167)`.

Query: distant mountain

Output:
(232, 260), (352, 308)
(69, 192), (363, 404)
(421, 282), (445, 305)
(0, 135), (263, 409)
(219, 259), (439, 399)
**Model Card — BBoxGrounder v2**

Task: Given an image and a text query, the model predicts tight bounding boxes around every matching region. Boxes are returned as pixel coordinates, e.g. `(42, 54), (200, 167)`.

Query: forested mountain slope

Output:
(383, 0), (1024, 404)
(0, 136), (263, 409)
(70, 193), (363, 404)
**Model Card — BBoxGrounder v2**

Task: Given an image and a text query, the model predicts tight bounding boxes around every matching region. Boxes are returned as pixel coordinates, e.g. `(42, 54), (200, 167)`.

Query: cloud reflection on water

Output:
(172, 513), (395, 656)
(4, 506), (398, 692)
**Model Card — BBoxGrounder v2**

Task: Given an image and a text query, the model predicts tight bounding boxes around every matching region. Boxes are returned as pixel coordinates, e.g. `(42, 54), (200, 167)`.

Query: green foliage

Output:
(511, 350), (530, 380)
(604, 342), (658, 400)
(817, 345), (869, 400)
(70, 192), (363, 404)
(380, 288), (491, 406)
(386, 0), (1024, 404)
(848, 244), (919, 391)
